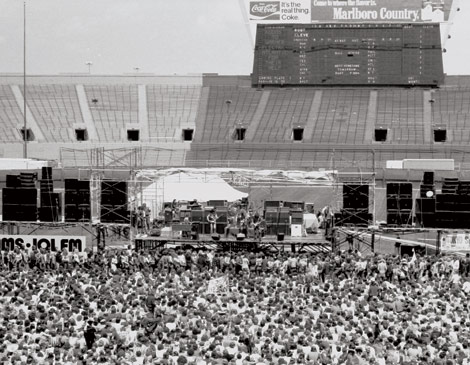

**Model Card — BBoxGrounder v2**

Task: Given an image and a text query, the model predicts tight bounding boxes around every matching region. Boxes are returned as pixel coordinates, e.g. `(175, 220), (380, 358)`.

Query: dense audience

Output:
(1, 245), (470, 364)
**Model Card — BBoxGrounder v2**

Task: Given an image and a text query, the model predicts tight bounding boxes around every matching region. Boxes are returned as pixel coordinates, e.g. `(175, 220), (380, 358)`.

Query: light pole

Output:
(23, 0), (27, 158)
(85, 61), (93, 74)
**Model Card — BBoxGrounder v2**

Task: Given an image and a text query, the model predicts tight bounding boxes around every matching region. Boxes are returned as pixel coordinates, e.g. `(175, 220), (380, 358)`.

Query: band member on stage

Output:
(224, 215), (237, 238)
(207, 209), (218, 234)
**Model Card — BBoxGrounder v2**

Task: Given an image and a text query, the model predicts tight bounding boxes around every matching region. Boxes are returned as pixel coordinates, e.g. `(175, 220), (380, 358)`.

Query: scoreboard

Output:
(252, 23), (444, 87)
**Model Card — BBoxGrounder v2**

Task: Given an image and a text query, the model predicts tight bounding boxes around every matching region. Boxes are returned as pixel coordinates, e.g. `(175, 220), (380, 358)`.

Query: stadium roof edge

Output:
(0, 74), (470, 87)
(0, 74), (205, 85)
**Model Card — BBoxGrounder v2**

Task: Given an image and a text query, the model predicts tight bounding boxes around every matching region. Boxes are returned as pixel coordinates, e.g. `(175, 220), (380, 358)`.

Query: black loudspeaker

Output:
(77, 205), (91, 222)
(42, 166), (53, 180)
(65, 179), (78, 190)
(65, 205), (77, 222)
(207, 200), (227, 207)
(387, 211), (412, 226)
(341, 209), (372, 225)
(386, 182), (412, 197)
(415, 213), (435, 228)
(423, 171), (434, 185)
(3, 188), (37, 205)
(3, 204), (37, 221)
(40, 192), (61, 208)
(216, 223), (226, 235)
(39, 206), (60, 222)
(279, 209), (290, 224)
(63, 179), (90, 222)
(415, 198), (436, 213)
(6, 175), (20, 188)
(265, 209), (279, 224)
(265, 201), (281, 209)
(211, 234), (221, 241)
(19, 173), (37, 188)
(458, 181), (470, 195)
(164, 209), (173, 224)
(101, 181), (127, 207)
(291, 211), (303, 224)
(457, 195), (470, 211)
(436, 194), (456, 211)
(101, 186), (127, 220)
(215, 208), (228, 224)
(40, 179), (54, 192)
(101, 206), (129, 223)
(277, 232), (285, 241)
(343, 184), (369, 209)
(191, 210), (203, 222)
(387, 197), (413, 211)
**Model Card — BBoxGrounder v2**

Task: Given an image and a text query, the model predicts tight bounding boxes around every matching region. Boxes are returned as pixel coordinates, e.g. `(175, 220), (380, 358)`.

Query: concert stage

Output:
(134, 233), (331, 253)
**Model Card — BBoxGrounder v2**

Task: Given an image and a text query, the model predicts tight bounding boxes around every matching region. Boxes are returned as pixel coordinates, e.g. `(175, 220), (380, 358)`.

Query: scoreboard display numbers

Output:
(252, 23), (444, 87)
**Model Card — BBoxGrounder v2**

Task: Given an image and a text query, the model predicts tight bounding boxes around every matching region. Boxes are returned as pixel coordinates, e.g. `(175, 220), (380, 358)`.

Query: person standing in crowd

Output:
(84, 320), (97, 350)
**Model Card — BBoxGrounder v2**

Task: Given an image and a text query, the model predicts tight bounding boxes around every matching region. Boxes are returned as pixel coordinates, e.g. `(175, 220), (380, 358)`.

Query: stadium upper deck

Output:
(1, 74), (470, 168)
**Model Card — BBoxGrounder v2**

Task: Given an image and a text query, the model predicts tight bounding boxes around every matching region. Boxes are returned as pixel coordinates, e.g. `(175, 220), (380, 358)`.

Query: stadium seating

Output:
(0, 86), (23, 143)
(84, 85), (139, 142)
(252, 89), (315, 143)
(147, 85), (201, 142)
(431, 88), (470, 143)
(376, 89), (425, 144)
(310, 89), (370, 144)
(194, 86), (262, 143)
(2, 75), (470, 167)
(19, 84), (83, 142)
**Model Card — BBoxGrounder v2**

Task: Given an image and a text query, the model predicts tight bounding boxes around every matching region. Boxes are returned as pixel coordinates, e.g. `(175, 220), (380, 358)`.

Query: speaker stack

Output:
(39, 167), (61, 222)
(207, 200), (227, 208)
(215, 207), (228, 235)
(64, 179), (91, 222)
(415, 171), (436, 228)
(3, 172), (38, 221)
(433, 177), (470, 228)
(341, 184), (371, 225)
(264, 207), (290, 235)
(190, 209), (204, 234)
(100, 181), (128, 223)
(386, 182), (412, 226)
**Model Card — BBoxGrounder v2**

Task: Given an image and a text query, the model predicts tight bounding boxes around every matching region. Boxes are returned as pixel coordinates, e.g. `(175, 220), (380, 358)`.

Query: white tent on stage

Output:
(140, 171), (248, 218)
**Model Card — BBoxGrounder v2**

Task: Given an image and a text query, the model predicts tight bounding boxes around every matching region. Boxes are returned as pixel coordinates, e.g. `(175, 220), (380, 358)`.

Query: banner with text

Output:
(247, 0), (452, 23)
(248, 1), (311, 23)
(440, 233), (470, 253)
(311, 0), (446, 23)
(0, 235), (86, 252)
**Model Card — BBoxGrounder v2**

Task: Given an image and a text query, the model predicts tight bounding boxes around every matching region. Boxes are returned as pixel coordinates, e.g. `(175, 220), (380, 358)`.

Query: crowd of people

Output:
(1, 243), (470, 364)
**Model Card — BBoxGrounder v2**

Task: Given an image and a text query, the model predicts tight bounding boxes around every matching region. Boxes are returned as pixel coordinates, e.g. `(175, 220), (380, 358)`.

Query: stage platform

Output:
(134, 233), (331, 253)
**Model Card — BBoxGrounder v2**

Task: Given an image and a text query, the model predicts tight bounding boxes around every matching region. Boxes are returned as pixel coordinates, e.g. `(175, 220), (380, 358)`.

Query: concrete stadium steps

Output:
(147, 85), (201, 142)
(196, 86), (262, 143)
(432, 88), (470, 144)
(0, 86), (24, 142)
(311, 89), (370, 144)
(19, 84), (82, 142)
(253, 89), (316, 143)
(376, 89), (425, 144)
(84, 85), (139, 142)
(186, 142), (470, 168)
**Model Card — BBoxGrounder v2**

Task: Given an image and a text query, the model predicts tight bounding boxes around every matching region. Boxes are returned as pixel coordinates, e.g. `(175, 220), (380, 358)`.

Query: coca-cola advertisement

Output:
(248, 0), (311, 23)
(249, 1), (281, 20)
